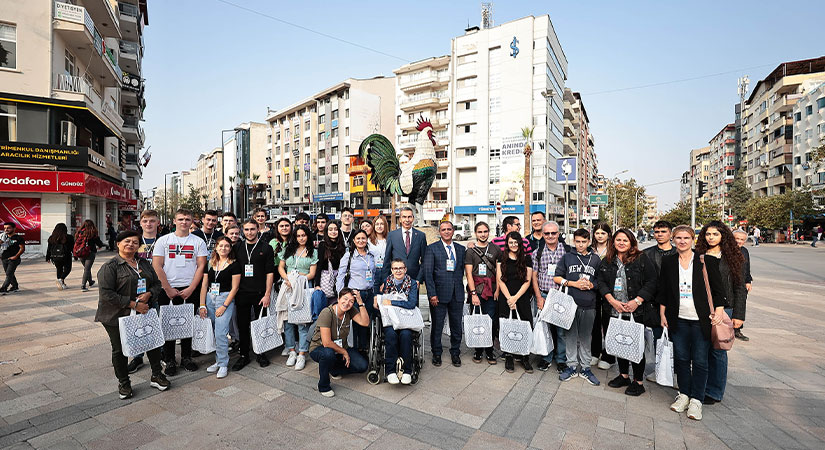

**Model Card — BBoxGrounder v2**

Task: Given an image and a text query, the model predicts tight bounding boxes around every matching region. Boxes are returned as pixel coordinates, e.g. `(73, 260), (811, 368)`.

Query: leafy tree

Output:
(660, 200), (719, 227)
(157, 188), (180, 225)
(726, 169), (751, 219)
(179, 183), (205, 218)
(604, 178), (646, 229)
(743, 189), (820, 229)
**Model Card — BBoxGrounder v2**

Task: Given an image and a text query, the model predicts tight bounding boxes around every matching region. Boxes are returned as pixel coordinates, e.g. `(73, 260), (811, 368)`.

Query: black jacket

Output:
(46, 236), (74, 262)
(704, 253), (747, 321)
(597, 252), (658, 326)
(95, 255), (162, 327)
(740, 247), (752, 284)
(643, 245), (677, 275)
(657, 253), (726, 341)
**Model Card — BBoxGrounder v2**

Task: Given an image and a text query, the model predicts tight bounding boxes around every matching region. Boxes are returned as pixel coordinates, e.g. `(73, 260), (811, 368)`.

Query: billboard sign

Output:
(0, 198), (41, 245)
(498, 135), (527, 204)
(555, 157), (577, 184)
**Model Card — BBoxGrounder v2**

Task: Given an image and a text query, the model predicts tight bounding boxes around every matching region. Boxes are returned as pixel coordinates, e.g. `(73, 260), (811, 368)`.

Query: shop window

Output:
(0, 101), (16, 141)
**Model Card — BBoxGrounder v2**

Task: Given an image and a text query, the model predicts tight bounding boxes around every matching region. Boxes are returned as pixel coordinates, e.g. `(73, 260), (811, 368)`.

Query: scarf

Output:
(383, 274), (412, 295)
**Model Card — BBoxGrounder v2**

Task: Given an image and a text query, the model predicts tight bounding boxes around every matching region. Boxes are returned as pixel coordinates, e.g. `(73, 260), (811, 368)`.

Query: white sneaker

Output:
(61, 280), (68, 289)
(670, 394), (690, 413)
(687, 398), (703, 420)
(295, 355), (306, 371)
(646, 372), (658, 382)
(206, 363), (219, 373)
(281, 347), (290, 356)
(320, 389), (335, 397)
(590, 356), (600, 366)
(401, 373), (412, 385)
(56, 280), (64, 290)
(217, 367), (228, 378)
(387, 373), (400, 385)
(597, 360), (613, 370)
(286, 351), (297, 366)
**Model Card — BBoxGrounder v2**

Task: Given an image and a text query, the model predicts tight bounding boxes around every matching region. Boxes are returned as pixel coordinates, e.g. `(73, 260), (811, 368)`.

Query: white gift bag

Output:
(118, 309), (165, 358)
(463, 305), (493, 348)
(499, 309), (533, 356)
(192, 316), (216, 354)
(288, 280), (313, 324)
(251, 307), (283, 354)
(540, 286), (577, 330)
(655, 328), (675, 387)
(530, 320), (554, 356)
(387, 306), (425, 333)
(443, 302), (470, 336)
(605, 314), (645, 364)
(159, 303), (194, 341)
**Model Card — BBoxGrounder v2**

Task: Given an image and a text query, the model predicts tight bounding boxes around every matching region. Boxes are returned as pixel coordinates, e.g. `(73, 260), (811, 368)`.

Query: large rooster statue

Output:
(359, 117), (437, 223)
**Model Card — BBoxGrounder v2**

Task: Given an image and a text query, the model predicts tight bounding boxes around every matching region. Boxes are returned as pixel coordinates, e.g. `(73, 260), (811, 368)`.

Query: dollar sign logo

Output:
(510, 36), (519, 58)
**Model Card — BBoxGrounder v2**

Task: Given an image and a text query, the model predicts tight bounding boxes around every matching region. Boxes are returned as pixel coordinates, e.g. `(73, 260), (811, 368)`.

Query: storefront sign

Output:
(0, 197), (41, 245)
(84, 175), (131, 202)
(423, 207), (447, 221)
(454, 204), (564, 215)
(121, 71), (142, 91)
(313, 192), (344, 202)
(0, 169), (85, 193)
(0, 142), (88, 167)
(54, 2), (85, 24)
(89, 153), (107, 168)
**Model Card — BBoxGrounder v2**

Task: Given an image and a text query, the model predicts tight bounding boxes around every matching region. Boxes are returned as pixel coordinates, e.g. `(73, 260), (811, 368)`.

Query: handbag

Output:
(192, 316), (216, 354)
(700, 255), (735, 351)
(118, 309), (165, 358)
(529, 319), (553, 356)
(288, 279), (313, 324)
(605, 313), (645, 364)
(463, 305), (493, 348)
(159, 303), (194, 341)
(251, 306), (283, 354)
(386, 305), (425, 333)
(655, 327), (675, 387)
(319, 268), (338, 298)
(499, 309), (533, 356)
(443, 302), (470, 336)
(540, 286), (578, 330)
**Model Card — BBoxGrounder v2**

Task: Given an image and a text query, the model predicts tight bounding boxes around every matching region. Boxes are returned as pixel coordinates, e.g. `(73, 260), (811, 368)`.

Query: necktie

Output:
(447, 245), (455, 262)
(405, 230), (411, 253)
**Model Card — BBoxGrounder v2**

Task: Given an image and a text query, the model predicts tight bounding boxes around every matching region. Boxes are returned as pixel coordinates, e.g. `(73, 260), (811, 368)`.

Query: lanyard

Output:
(334, 305), (349, 337)
(126, 259), (141, 276)
(356, 249), (370, 266)
(245, 240), (260, 262)
(575, 253), (592, 269)
(342, 229), (353, 242)
(141, 236), (156, 254)
(174, 234), (191, 252)
(213, 259), (228, 280)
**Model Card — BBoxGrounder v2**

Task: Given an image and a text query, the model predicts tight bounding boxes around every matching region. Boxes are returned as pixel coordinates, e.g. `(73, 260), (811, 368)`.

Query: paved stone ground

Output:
(1, 244), (824, 449)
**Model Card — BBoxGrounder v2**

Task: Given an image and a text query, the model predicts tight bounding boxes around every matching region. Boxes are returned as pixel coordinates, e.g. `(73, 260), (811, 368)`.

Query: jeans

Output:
(1, 258), (20, 290)
(310, 346), (368, 393)
(284, 322), (311, 353)
(672, 319), (710, 400)
(206, 292), (235, 367)
(54, 259), (72, 281)
(565, 308), (596, 369)
(753, 236), (759, 246)
(102, 323), (163, 385)
(235, 291), (263, 358)
(158, 285), (200, 362)
(706, 308), (732, 401)
(80, 254), (96, 287)
(429, 297), (464, 357)
(384, 327), (413, 373)
(540, 291), (567, 364)
(352, 289), (375, 351)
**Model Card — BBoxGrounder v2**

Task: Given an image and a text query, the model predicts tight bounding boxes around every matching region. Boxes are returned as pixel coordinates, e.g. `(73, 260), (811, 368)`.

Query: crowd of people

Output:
(10, 205), (752, 419)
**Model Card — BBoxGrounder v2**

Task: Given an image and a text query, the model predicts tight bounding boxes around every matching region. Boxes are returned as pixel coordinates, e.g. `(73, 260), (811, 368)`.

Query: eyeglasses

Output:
(391, 267), (406, 271)
(543, 231), (559, 236)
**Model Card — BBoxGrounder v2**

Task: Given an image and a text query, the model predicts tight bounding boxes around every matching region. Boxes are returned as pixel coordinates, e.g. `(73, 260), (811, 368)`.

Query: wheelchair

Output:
(366, 314), (424, 385)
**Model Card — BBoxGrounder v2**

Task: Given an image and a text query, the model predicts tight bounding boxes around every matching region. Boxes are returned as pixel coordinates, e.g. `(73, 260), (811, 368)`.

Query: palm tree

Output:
(521, 126), (535, 227)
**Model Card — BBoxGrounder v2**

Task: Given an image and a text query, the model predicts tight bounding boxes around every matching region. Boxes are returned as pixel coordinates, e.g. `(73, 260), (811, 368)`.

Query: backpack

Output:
(50, 242), (67, 259)
(73, 232), (91, 259)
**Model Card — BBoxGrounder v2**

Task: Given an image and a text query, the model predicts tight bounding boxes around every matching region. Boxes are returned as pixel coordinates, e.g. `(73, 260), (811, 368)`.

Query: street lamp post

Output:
(612, 169), (629, 230)
(163, 171), (179, 225)
(562, 160), (572, 239)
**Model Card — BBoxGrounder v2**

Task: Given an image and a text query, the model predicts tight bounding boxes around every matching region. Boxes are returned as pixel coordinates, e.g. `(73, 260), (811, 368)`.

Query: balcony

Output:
(564, 118), (574, 135)
(122, 115), (144, 142)
(118, 2), (141, 40)
(437, 158), (449, 168)
(400, 94), (441, 111)
(119, 40), (141, 74)
(124, 152), (142, 176)
(53, 3), (121, 88)
(398, 72), (439, 91)
(455, 87), (476, 101)
(52, 73), (124, 132)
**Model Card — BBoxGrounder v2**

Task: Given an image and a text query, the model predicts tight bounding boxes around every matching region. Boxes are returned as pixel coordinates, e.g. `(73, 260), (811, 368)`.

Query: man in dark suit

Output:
(382, 206), (427, 282)
(423, 221), (466, 367)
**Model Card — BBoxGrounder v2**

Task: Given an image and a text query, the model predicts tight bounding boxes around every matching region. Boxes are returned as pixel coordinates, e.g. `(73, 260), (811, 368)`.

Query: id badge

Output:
(210, 282), (221, 296)
(478, 264), (487, 276)
(136, 278), (146, 294)
(245, 264), (254, 277)
(614, 278), (624, 292)
(375, 258), (384, 269)
(334, 339), (343, 347)
(548, 264), (556, 276)
(365, 270), (373, 282)
(446, 259), (455, 272)
(175, 255), (186, 268)
(679, 282), (690, 300)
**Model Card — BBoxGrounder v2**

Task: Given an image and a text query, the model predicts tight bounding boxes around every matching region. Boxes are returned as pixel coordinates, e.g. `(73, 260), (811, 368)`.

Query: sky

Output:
(140, 0), (825, 211)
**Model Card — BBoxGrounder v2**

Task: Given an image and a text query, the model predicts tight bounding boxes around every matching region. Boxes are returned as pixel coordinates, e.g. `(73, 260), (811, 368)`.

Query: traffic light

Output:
(697, 181), (707, 197)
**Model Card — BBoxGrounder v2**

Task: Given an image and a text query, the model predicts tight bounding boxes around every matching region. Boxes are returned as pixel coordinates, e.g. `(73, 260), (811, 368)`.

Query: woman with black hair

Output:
(597, 229), (657, 396)
(269, 218), (293, 286)
(696, 220), (746, 405)
(314, 220), (346, 306)
(590, 222), (613, 369)
(497, 231), (534, 373)
(336, 229), (376, 353)
(277, 223), (318, 371)
(47, 223), (74, 290)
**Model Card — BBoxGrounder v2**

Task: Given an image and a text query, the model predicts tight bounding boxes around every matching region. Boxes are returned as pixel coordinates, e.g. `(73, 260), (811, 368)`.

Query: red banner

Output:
(0, 169), (84, 193)
(0, 197), (41, 245)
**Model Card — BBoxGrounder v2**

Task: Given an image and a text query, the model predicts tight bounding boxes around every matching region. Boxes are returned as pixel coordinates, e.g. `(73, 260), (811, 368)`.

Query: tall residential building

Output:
(393, 56), (451, 223)
(707, 124), (736, 208)
(265, 77), (395, 218)
(563, 88), (599, 226)
(679, 171), (691, 204)
(689, 146), (711, 203)
(0, 0), (148, 255)
(227, 122), (268, 219)
(743, 56), (825, 197)
(448, 15), (567, 224)
(194, 147), (223, 211)
(791, 80), (825, 206)
(643, 194), (658, 227)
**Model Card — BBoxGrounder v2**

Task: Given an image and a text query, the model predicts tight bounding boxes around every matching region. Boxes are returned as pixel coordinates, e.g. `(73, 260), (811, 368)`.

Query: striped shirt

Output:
(491, 235), (533, 255)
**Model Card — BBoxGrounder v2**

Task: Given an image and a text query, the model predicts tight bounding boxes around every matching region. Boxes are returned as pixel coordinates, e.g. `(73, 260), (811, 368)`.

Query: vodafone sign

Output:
(0, 169), (85, 193)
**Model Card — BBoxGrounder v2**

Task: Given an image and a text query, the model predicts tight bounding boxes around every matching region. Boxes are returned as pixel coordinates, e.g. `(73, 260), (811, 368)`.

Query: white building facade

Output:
(792, 80), (825, 206)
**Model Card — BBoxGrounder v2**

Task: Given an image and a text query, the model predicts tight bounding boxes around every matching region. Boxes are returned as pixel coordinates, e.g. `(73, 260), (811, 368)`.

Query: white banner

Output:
(498, 135), (527, 204)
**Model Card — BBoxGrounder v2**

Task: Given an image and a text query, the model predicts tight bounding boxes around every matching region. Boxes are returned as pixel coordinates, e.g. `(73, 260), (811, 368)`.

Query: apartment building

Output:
(689, 146), (711, 203)
(193, 147), (223, 211)
(707, 124), (736, 208)
(227, 122), (268, 219)
(563, 88), (599, 226)
(742, 56), (825, 197)
(393, 56), (451, 222)
(0, 0), (148, 255)
(449, 15), (567, 225)
(791, 80), (825, 206)
(265, 77), (395, 218)
(643, 194), (658, 227)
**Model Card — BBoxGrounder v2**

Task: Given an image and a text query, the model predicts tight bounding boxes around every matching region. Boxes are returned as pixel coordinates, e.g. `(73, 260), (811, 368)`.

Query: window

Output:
(267, 134), (272, 144)
(331, 128), (338, 138)
(332, 110), (338, 120)
(294, 125), (299, 138)
(305, 121), (310, 130)
(0, 101), (16, 141)
(318, 149), (325, 159)
(806, 105), (813, 116)
(319, 114), (325, 124)
(331, 164), (338, 174)
(345, 127), (349, 137)
(343, 145), (347, 155)
(818, 98), (825, 109)
(332, 146), (338, 156)
(64, 49), (77, 76)
(794, 112), (801, 122)
(490, 148), (501, 158)
(433, 191), (447, 201)
(345, 108), (350, 118)
(319, 166), (326, 176)
(435, 172), (447, 180)
(305, 137), (310, 147)
(464, 101), (477, 110)
(285, 158), (290, 167)
(532, 192), (545, 201)
(284, 173), (290, 183)
(275, 131), (280, 141)
(332, 182), (338, 191)
(343, 91), (349, 100)
(318, 132), (325, 142)
(0, 24), (16, 70)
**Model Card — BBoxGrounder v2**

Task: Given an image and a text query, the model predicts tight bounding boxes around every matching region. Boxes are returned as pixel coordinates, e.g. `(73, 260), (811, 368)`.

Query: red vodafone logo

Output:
(0, 169), (86, 193)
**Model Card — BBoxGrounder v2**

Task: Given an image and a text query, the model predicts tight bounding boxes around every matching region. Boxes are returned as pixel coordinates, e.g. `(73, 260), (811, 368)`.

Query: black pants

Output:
(54, 259), (72, 280)
(1, 258), (20, 290)
(79, 254), (96, 287)
(157, 284), (201, 362)
(618, 355), (646, 382)
(591, 301), (603, 359)
(599, 306), (616, 364)
(102, 323), (163, 385)
(235, 291), (264, 358)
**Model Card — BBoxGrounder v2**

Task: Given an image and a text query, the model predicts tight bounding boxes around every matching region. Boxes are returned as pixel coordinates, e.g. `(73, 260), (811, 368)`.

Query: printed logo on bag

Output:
(471, 326), (487, 335)
(134, 325), (154, 337)
(552, 303), (567, 313)
(398, 309), (416, 317)
(168, 244), (195, 260)
(506, 331), (525, 341)
(167, 317), (187, 326)
(259, 327), (276, 338)
(195, 330), (206, 339)
(614, 334), (636, 345)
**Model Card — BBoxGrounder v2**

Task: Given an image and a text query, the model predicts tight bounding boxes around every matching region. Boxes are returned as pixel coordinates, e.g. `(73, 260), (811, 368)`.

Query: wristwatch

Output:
(634, 299), (642, 306)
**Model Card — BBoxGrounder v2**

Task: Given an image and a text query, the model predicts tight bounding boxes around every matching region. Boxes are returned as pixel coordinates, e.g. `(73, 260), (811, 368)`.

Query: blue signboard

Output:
(454, 204), (547, 215)
(331, 119), (338, 129)
(313, 192), (344, 202)
(555, 157), (577, 184)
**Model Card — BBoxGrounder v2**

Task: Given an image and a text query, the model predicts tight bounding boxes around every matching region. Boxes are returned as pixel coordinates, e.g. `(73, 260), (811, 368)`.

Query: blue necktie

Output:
(447, 245), (455, 262)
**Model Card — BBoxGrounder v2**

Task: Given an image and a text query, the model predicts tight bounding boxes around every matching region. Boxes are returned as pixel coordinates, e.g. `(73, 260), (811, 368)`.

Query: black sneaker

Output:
(537, 360), (551, 372)
(163, 360), (177, 376)
(89, 280), (96, 287)
(181, 358), (198, 371)
(257, 354), (270, 368)
(472, 350), (483, 364)
(228, 341), (239, 354)
(451, 355), (462, 367)
(505, 356), (515, 373)
(703, 396), (719, 405)
(232, 355), (250, 371)
(608, 374), (632, 388)
(118, 382), (133, 399)
(522, 357), (533, 374)
(485, 349), (497, 365)
(127, 357), (144, 374)
(190, 350), (203, 358)
(625, 382), (646, 396)
(0, 287), (7, 293)
(150, 373), (170, 391)
(556, 362), (568, 374)
(734, 329), (749, 341)
(7, 287), (19, 293)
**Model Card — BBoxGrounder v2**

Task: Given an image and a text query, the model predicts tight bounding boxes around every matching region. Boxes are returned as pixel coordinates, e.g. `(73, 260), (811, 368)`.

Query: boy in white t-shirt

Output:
(152, 209), (208, 376)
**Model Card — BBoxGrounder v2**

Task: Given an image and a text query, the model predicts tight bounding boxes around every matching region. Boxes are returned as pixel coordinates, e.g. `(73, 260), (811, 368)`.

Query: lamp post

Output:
(164, 171), (179, 225)
(612, 169), (629, 230)
(561, 159), (573, 239)
(540, 89), (558, 222)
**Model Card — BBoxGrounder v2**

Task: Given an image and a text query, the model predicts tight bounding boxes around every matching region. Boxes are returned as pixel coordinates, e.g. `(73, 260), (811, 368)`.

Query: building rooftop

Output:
(747, 56), (825, 104)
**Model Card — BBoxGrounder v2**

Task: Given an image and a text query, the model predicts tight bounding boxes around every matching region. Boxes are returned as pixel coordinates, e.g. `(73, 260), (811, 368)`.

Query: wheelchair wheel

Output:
(367, 370), (380, 385)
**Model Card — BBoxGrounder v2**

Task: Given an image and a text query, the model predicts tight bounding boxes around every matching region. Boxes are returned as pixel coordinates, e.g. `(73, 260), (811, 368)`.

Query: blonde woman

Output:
(368, 215), (389, 294)
(198, 236), (240, 378)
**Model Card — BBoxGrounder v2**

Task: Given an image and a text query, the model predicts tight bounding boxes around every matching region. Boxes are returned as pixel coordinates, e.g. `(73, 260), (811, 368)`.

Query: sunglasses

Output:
(543, 231), (559, 236)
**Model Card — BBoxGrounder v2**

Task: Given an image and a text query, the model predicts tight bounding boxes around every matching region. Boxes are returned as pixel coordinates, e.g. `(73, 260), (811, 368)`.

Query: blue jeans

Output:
(352, 289), (375, 351)
(672, 319), (710, 400)
(206, 292), (235, 367)
(429, 298), (463, 357)
(284, 322), (311, 353)
(309, 346), (368, 393)
(706, 308), (732, 401)
(540, 291), (567, 364)
(384, 327), (413, 373)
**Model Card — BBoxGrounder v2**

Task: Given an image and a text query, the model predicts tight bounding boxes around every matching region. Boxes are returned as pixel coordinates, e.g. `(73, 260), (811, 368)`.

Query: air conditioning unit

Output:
(60, 121), (77, 146)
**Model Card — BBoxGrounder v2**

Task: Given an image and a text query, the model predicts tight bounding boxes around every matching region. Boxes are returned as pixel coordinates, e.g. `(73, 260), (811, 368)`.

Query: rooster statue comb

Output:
(359, 115), (438, 223)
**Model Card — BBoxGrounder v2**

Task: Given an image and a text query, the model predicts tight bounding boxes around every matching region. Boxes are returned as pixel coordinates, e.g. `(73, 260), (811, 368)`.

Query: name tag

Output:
(365, 270), (373, 282)
(175, 255), (186, 268)
(614, 278), (624, 292)
(375, 260), (384, 269)
(210, 282), (221, 296)
(334, 339), (343, 347)
(548, 264), (556, 276)
(245, 264), (254, 277)
(679, 282), (691, 300)
(446, 259), (455, 272)
(136, 278), (146, 294)
(478, 264), (487, 276)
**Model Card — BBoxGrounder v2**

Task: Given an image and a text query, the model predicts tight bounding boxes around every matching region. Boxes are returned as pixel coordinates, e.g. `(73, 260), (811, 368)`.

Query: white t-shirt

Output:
(677, 259), (699, 320)
(152, 233), (208, 287)
(368, 238), (387, 268)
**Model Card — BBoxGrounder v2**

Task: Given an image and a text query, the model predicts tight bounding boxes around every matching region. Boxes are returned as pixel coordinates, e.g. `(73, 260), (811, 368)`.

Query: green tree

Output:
(726, 169), (751, 219)
(660, 200), (719, 227)
(743, 189), (820, 229)
(179, 183), (205, 218)
(604, 178), (646, 229)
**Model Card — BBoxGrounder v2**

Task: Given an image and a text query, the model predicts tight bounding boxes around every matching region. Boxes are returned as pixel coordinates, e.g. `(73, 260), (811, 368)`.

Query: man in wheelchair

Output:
(373, 258), (421, 385)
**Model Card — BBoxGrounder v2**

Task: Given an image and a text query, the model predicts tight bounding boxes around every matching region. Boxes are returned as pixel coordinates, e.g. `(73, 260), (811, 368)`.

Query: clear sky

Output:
(140, 0), (825, 211)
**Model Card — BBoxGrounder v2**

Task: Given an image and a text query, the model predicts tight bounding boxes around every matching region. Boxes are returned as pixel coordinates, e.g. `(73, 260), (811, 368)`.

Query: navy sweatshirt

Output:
(554, 251), (601, 309)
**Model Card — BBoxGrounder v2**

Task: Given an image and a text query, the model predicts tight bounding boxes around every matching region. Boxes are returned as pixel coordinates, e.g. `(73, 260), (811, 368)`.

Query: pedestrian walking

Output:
(106, 220), (116, 252)
(751, 226), (760, 246)
(74, 220), (105, 292)
(812, 225), (823, 247)
(198, 236), (240, 378)
(496, 231), (534, 373)
(0, 222), (25, 294)
(733, 229), (751, 341)
(46, 223), (74, 290)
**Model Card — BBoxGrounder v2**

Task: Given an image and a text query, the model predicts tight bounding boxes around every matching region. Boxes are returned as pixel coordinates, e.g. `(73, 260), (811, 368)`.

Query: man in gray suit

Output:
(382, 207), (427, 282)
